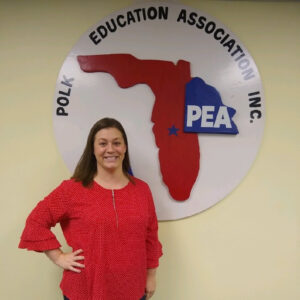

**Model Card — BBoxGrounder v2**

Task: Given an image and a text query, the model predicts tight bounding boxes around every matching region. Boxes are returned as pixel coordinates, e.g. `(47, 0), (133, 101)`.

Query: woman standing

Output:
(19, 118), (162, 300)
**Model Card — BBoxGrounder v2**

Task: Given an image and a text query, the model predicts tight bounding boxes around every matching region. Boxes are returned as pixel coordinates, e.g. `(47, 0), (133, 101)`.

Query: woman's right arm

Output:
(19, 181), (84, 272)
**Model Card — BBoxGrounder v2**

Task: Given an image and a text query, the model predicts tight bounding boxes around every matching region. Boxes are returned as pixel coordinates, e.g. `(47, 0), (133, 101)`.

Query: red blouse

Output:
(19, 178), (162, 300)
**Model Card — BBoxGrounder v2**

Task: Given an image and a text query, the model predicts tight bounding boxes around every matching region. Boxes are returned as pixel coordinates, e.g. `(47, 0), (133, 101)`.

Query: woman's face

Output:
(93, 127), (127, 172)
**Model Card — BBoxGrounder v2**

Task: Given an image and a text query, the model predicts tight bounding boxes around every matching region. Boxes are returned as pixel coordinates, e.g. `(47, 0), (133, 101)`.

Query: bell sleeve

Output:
(145, 185), (163, 269)
(18, 181), (69, 252)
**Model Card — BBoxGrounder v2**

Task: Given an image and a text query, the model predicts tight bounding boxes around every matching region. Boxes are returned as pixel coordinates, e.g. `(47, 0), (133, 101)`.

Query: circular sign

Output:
(53, 2), (265, 220)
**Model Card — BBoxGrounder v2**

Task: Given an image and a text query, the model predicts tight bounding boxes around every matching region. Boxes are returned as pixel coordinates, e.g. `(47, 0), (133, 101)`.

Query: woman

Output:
(19, 118), (163, 300)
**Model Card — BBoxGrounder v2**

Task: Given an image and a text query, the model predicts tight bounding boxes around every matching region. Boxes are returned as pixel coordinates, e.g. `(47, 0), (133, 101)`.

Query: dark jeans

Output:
(64, 295), (146, 300)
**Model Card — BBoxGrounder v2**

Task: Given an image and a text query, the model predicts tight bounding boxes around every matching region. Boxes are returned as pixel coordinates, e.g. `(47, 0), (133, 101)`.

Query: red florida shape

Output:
(77, 54), (200, 201)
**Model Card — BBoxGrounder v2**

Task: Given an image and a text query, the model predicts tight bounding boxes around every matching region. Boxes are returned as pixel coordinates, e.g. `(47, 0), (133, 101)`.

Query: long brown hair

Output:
(72, 118), (133, 186)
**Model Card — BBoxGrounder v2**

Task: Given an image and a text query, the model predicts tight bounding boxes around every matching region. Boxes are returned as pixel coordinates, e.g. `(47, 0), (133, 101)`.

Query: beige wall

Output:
(1, 0), (299, 299)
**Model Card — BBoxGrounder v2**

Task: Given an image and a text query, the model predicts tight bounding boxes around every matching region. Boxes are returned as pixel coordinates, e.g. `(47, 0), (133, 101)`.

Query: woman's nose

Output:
(106, 143), (114, 152)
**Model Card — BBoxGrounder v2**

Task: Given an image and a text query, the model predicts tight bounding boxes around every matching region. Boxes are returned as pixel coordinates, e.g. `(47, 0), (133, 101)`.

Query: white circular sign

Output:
(53, 2), (265, 220)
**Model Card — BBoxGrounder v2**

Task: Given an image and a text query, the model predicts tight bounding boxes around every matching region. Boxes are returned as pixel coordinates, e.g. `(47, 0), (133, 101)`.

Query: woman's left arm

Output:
(145, 185), (163, 269)
(144, 184), (163, 299)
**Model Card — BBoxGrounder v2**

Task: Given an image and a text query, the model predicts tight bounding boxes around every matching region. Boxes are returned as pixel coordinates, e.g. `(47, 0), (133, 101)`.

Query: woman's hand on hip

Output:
(45, 248), (85, 273)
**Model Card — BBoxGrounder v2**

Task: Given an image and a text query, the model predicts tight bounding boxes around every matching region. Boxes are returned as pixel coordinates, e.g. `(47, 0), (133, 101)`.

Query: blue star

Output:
(168, 125), (180, 136)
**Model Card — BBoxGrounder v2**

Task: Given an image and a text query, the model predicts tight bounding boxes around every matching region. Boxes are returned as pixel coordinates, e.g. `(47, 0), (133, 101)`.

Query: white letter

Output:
(201, 106), (214, 127)
(214, 106), (232, 128)
(187, 105), (201, 127)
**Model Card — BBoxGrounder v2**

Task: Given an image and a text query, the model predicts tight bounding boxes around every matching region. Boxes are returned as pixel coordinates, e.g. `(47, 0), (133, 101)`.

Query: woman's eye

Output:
(99, 143), (106, 146)
(114, 142), (121, 146)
